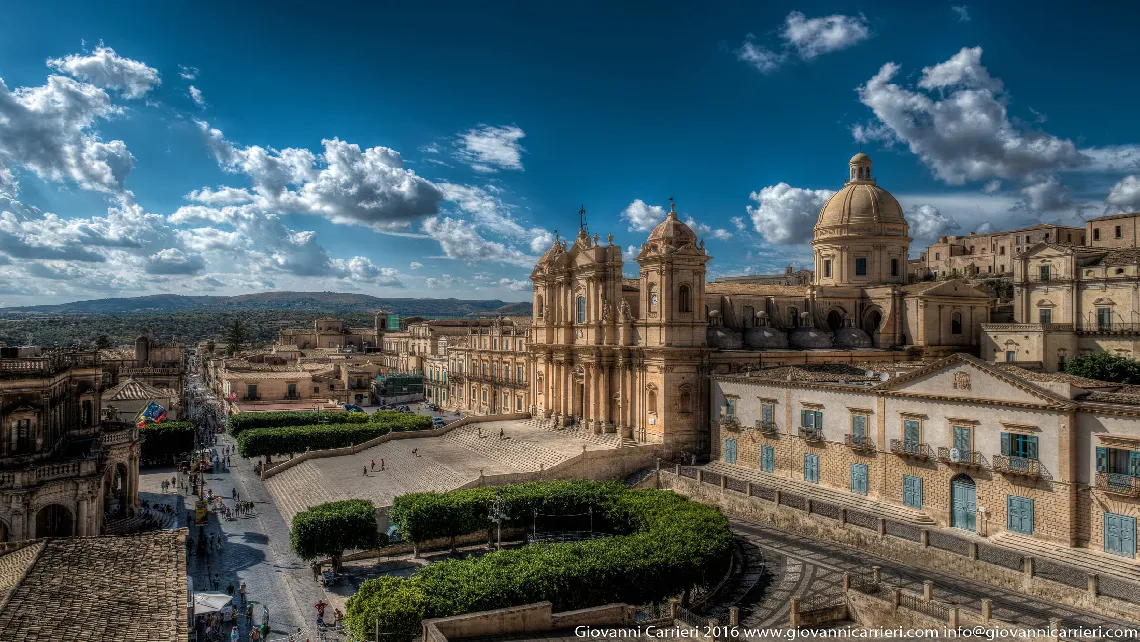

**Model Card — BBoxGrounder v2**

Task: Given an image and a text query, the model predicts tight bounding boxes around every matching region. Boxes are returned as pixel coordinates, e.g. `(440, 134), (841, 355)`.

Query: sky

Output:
(3, 1), (1140, 306)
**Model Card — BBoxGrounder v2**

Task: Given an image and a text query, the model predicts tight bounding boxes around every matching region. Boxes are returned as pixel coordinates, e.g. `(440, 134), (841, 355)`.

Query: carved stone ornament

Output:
(953, 371), (971, 391)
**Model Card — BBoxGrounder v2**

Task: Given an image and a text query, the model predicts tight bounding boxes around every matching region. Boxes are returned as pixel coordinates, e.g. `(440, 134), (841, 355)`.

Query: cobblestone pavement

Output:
(730, 520), (1140, 637)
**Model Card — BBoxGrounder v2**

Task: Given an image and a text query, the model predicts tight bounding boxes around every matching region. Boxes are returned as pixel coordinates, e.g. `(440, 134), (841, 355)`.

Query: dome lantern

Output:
(849, 152), (873, 183)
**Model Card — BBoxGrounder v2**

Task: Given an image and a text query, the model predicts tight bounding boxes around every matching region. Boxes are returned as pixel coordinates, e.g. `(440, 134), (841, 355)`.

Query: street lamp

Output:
(488, 490), (510, 550)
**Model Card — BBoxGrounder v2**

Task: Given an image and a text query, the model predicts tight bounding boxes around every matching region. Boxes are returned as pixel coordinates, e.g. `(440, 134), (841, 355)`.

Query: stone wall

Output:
(659, 470), (1140, 624)
(461, 443), (665, 490)
(422, 601), (636, 642)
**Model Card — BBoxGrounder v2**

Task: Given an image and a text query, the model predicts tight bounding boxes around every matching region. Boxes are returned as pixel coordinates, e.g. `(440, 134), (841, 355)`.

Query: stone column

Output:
(76, 493), (89, 536)
(922, 580), (933, 601)
(601, 363), (612, 431)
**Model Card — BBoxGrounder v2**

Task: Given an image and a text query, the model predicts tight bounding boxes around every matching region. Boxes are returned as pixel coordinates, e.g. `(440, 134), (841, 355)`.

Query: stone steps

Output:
(442, 424), (567, 471)
(992, 531), (1140, 583)
(702, 461), (936, 525)
(264, 461), (345, 523)
(523, 418), (627, 448)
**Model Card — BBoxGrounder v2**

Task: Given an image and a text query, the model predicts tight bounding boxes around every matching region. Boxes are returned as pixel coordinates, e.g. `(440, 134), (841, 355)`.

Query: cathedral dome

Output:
(647, 202), (698, 249)
(743, 325), (788, 350)
(815, 153), (908, 233)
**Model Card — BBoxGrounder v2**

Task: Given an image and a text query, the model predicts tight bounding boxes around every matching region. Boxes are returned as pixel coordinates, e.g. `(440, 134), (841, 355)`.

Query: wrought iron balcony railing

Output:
(936, 447), (987, 468)
(992, 454), (1043, 479)
(890, 439), (934, 460)
(799, 426), (824, 442)
(755, 420), (778, 436)
(845, 434), (876, 453)
(1095, 472), (1140, 497)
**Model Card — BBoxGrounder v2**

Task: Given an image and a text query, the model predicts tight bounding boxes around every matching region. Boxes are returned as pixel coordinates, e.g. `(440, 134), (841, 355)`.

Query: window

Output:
(850, 463), (869, 495)
(999, 264), (1005, 273)
(724, 438), (738, 464)
(1067, 233), (1072, 242)
(517, 365), (524, 383)
(1006, 350), (1016, 362)
(481, 390), (487, 402)
(903, 475), (923, 508)
(725, 398), (736, 422)
(761, 403), (775, 430)
(536, 296), (544, 318)
(1117, 225), (1123, 239)
(999, 246), (1005, 255)
(314, 386), (320, 393)
(1058, 354), (1066, 370)
(804, 454), (820, 483)
(951, 312), (963, 335)
(1096, 446), (1140, 479)
(1095, 228), (1101, 241)
(935, 252), (941, 260)
(287, 383), (297, 397)
(953, 425), (972, 456)
(1039, 265), (1051, 281)
(800, 408), (823, 437)
(851, 415), (868, 445)
(855, 257), (868, 276)
(516, 397), (523, 411)
(576, 296), (586, 323)
(1098, 307), (1113, 330)
(1007, 496), (1035, 535)
(760, 445), (775, 473)
(1039, 308), (1052, 324)
(247, 384), (257, 399)
(1001, 432), (1038, 460)
(891, 258), (899, 277)
(788, 307), (799, 328)
(903, 419), (921, 452)
(823, 260), (832, 278)
(678, 284), (692, 313)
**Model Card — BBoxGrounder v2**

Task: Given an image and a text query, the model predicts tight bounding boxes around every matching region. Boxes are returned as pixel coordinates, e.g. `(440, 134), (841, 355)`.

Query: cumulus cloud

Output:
(409, 261), (424, 270)
(454, 125), (526, 172)
(621, 199), (667, 232)
(498, 278), (530, 291)
(685, 216), (732, 241)
(1020, 175), (1073, 213)
(189, 85), (205, 107)
(781, 11), (870, 60)
(425, 273), (463, 289)
(179, 65), (200, 80)
(746, 183), (834, 244)
(145, 248), (206, 275)
(854, 47), (1086, 186)
(1107, 175), (1140, 212)
(0, 74), (134, 194)
(730, 216), (747, 232)
(46, 45), (160, 98)
(422, 216), (533, 267)
(194, 121), (443, 230)
(736, 39), (784, 74)
(907, 204), (959, 242)
(186, 186), (254, 206)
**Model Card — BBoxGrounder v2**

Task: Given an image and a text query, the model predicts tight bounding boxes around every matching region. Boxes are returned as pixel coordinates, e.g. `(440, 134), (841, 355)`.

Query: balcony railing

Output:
(1077, 323), (1140, 335)
(799, 426), (824, 442)
(845, 434), (876, 453)
(284, 393), (301, 400)
(1095, 472), (1140, 497)
(936, 447), (987, 468)
(720, 417), (741, 432)
(242, 395), (262, 401)
(755, 420), (778, 436)
(992, 455), (1043, 479)
(890, 439), (934, 460)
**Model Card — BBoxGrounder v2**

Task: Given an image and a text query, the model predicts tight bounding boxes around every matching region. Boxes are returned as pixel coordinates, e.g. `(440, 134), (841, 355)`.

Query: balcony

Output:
(284, 393), (301, 400)
(937, 447), (987, 468)
(845, 434), (875, 453)
(798, 426), (824, 442)
(755, 420), (778, 436)
(720, 416), (741, 432)
(242, 395), (262, 401)
(1077, 322), (1140, 336)
(1095, 472), (1140, 497)
(992, 455), (1045, 479)
(890, 439), (934, 460)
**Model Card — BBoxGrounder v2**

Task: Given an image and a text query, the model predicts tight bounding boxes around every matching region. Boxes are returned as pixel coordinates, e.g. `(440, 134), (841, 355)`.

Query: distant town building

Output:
(714, 265), (813, 286)
(918, 223), (1085, 279)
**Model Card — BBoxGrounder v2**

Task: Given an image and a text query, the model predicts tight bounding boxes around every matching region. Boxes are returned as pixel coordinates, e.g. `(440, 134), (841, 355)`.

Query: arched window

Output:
(951, 312), (963, 335)
(679, 389), (691, 413)
(536, 296), (544, 318)
(576, 295), (586, 323)
(648, 389), (658, 415)
(678, 284), (692, 313)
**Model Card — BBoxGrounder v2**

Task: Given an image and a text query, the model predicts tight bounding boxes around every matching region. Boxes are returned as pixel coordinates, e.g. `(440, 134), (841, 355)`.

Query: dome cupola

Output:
(647, 200), (698, 250)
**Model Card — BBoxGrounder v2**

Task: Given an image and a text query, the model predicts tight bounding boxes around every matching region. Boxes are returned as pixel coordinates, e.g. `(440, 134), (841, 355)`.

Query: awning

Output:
(193, 592), (233, 615)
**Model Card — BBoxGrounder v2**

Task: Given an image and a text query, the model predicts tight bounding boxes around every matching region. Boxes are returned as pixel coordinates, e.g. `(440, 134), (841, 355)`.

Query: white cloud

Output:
(179, 65), (200, 80)
(855, 47), (1086, 186)
(498, 278), (530, 291)
(746, 183), (834, 244)
(439, 182), (551, 255)
(425, 273), (463, 289)
(781, 11), (870, 60)
(189, 85), (205, 107)
(730, 216), (747, 232)
(422, 216), (533, 267)
(906, 204), (959, 242)
(0, 75), (134, 194)
(621, 199), (666, 232)
(951, 6), (971, 22)
(623, 245), (640, 262)
(455, 125), (526, 172)
(736, 39), (784, 74)
(46, 45), (160, 99)
(409, 261), (424, 270)
(186, 186), (254, 206)
(684, 216), (732, 241)
(145, 248), (206, 275)
(1020, 175), (1073, 213)
(1107, 175), (1140, 212)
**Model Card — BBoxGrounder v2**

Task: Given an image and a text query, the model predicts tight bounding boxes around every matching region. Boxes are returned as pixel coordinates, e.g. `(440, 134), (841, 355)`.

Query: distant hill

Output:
(0, 291), (532, 317)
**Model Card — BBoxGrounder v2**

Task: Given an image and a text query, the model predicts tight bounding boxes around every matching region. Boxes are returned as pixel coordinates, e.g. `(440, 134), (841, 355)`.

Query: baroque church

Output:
(528, 153), (991, 455)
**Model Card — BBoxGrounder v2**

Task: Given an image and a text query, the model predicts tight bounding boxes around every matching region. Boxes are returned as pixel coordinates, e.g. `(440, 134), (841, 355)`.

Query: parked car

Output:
(343, 404), (364, 413)
(397, 405), (411, 412)
(379, 403), (396, 410)
(432, 417), (447, 427)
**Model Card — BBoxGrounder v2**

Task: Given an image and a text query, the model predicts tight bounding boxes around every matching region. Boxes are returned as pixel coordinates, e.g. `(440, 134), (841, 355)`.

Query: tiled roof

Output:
(995, 365), (1120, 389)
(223, 370), (311, 380)
(1088, 212), (1140, 222)
(0, 530), (188, 641)
(704, 282), (810, 296)
(1080, 391), (1140, 406)
(1091, 248), (1140, 266)
(103, 377), (171, 401)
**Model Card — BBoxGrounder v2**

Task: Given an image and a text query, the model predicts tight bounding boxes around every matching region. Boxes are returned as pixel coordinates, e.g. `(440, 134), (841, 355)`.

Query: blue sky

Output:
(3, 1), (1140, 306)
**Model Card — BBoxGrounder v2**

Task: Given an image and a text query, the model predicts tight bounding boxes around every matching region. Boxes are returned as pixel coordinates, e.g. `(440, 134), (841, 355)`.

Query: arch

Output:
(678, 384), (694, 414)
(864, 308), (884, 348)
(35, 504), (73, 538)
(103, 462), (129, 519)
(826, 310), (844, 332)
(951, 311), (963, 335)
(678, 284), (692, 313)
(647, 385), (658, 416)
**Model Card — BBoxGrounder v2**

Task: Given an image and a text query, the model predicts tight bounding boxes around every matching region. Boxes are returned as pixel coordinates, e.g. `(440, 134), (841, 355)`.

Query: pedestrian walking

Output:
(232, 487), (237, 500)
(499, 427), (504, 440)
(362, 465), (368, 476)
(212, 573), (220, 591)
(370, 459), (375, 471)
(226, 581), (235, 596)
(231, 625), (239, 642)
(245, 604), (254, 627)
(380, 458), (385, 471)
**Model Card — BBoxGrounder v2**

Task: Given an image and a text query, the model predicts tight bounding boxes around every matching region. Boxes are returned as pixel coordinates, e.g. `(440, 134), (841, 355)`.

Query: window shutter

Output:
(815, 411), (824, 429)
(1130, 451), (1140, 477)
(1000, 432), (1011, 456)
(801, 409), (808, 428)
(1026, 436), (1038, 460)
(1097, 447), (1108, 473)
(853, 415), (865, 440)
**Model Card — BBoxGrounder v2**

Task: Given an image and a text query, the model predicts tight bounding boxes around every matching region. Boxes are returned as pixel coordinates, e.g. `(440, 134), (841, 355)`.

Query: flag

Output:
(136, 401), (167, 426)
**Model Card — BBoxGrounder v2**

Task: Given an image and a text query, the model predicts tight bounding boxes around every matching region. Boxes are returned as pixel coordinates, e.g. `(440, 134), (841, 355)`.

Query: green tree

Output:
(291, 499), (385, 574)
(94, 335), (112, 349)
(205, 339), (216, 355)
(1064, 352), (1140, 384)
(225, 318), (247, 355)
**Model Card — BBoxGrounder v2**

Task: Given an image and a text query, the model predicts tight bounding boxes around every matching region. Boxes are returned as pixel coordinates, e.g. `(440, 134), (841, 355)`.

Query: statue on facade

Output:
(602, 300), (612, 323)
(619, 300), (634, 323)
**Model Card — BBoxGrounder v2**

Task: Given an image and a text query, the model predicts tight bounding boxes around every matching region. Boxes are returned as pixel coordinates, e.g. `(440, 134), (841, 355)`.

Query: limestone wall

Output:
(422, 601), (636, 642)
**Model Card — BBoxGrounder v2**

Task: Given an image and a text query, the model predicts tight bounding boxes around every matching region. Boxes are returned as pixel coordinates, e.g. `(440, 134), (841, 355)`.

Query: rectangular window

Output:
(800, 409), (824, 435)
(804, 453), (820, 484)
(247, 384), (257, 399)
(1095, 228), (1101, 241)
(517, 365), (524, 383)
(1095, 446), (1140, 480)
(1116, 225), (1123, 239)
(516, 397), (522, 411)
(1006, 350), (1016, 362)
(1098, 307), (1112, 330)
(850, 464), (869, 495)
(760, 445), (775, 472)
(481, 390), (487, 402)
(725, 398), (736, 422)
(903, 419), (921, 451)
(824, 260), (832, 278)
(287, 383), (297, 397)
(953, 425), (972, 455)
(724, 438), (738, 464)
(1039, 308), (1052, 324)
(1007, 496), (1035, 535)
(851, 415), (867, 444)
(1000, 432), (1038, 459)
(903, 475), (923, 508)
(761, 403), (775, 429)
(999, 247), (1005, 255)
(855, 258), (868, 276)
(314, 386), (320, 393)
(935, 252), (941, 260)
(1039, 265), (1050, 281)
(891, 258), (899, 277)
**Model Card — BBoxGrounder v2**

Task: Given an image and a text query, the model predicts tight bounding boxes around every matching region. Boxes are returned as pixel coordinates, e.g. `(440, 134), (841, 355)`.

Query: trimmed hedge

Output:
(226, 410), (371, 437)
(347, 481), (733, 641)
(235, 412), (432, 457)
(140, 421), (194, 464)
(291, 499), (387, 572)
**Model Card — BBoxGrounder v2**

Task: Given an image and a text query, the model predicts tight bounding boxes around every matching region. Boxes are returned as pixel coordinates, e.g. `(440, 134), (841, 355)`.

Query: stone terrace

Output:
(265, 420), (617, 523)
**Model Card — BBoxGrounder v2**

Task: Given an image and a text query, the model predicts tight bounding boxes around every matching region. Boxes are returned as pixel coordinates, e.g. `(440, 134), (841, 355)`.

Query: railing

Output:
(101, 426), (138, 447)
(845, 434), (875, 453)
(755, 420), (778, 436)
(284, 393), (301, 400)
(980, 323), (1075, 332)
(121, 367), (181, 375)
(936, 447), (987, 468)
(992, 455), (1045, 479)
(1095, 472), (1140, 497)
(720, 418), (741, 432)
(799, 426), (824, 442)
(890, 439), (934, 460)
(463, 374), (526, 387)
(1077, 322), (1140, 335)
(242, 395), (262, 401)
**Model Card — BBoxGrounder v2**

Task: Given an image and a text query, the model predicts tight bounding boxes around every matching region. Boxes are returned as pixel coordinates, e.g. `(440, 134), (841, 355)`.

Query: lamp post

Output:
(488, 490), (510, 550)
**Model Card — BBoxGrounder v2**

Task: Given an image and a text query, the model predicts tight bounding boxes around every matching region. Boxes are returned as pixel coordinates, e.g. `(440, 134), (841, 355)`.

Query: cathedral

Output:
(528, 153), (991, 455)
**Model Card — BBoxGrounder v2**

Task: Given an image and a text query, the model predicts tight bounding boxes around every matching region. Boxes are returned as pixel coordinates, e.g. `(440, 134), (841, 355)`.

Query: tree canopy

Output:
(291, 499), (385, 574)
(1064, 352), (1140, 384)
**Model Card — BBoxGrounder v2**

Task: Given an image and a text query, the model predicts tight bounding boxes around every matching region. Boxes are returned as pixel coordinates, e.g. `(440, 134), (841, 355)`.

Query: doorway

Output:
(950, 474), (977, 532)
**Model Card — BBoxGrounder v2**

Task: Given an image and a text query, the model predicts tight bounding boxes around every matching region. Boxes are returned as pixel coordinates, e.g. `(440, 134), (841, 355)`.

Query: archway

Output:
(950, 474), (977, 532)
(35, 504), (73, 538)
(103, 463), (128, 519)
(826, 310), (844, 332)
(864, 309), (883, 347)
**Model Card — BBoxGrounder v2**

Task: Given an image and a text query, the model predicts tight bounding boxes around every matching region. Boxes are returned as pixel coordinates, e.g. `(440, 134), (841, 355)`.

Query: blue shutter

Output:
(1097, 447), (1108, 473)
(1131, 451), (1140, 478)
(1026, 436), (1038, 460)
(902, 475), (923, 508)
(1001, 432), (1011, 456)
(801, 409), (808, 428)
(953, 426), (971, 453)
(852, 415), (866, 441)
(815, 411), (824, 430)
(904, 420), (920, 448)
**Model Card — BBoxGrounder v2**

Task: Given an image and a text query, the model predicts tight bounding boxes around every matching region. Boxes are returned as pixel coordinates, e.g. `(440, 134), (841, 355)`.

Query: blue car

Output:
(342, 404), (365, 413)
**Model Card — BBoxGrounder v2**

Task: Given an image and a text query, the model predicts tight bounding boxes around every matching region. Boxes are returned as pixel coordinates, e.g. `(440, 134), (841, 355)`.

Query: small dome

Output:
(647, 202), (698, 249)
(816, 152), (908, 233)
(833, 326), (873, 349)
(743, 326), (788, 349)
(789, 327), (833, 350)
(707, 326), (743, 350)
(850, 152), (871, 165)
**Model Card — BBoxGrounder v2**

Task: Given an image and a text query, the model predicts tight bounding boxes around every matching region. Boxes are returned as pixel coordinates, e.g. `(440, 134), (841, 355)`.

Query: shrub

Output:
(1064, 352), (1140, 384)
(226, 410), (371, 437)
(235, 413), (432, 457)
(139, 421), (194, 464)
(291, 499), (387, 573)
(348, 481), (732, 641)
